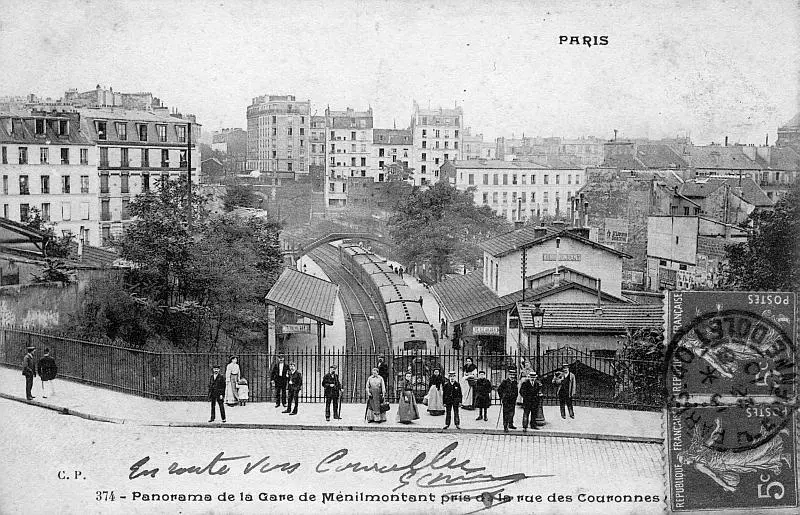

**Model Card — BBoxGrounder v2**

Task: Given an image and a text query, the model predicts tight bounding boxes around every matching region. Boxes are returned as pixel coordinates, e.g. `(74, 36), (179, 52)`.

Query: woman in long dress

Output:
(426, 368), (445, 416)
(397, 372), (420, 423)
(459, 357), (478, 410)
(224, 356), (240, 406)
(365, 367), (387, 423)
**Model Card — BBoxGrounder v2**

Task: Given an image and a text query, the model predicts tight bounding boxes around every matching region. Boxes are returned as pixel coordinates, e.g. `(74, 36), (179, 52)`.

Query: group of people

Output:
(21, 346), (58, 401)
(205, 356), (578, 430)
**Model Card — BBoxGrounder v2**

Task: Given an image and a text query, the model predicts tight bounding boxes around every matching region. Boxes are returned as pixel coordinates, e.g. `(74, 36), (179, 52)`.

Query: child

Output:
(237, 377), (249, 406)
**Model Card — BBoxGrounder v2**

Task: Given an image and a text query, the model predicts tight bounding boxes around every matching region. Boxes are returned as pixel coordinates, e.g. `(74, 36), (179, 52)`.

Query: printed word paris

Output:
(559, 35), (608, 47)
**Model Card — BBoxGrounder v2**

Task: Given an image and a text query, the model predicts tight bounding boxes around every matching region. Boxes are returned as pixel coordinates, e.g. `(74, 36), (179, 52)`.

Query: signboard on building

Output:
(472, 325), (501, 336)
(604, 218), (629, 243)
(278, 323), (312, 334)
(658, 267), (676, 289)
(622, 270), (644, 286)
(542, 253), (581, 261)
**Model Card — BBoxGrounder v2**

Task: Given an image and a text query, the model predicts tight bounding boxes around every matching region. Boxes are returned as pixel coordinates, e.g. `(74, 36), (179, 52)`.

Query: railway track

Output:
(307, 245), (390, 402)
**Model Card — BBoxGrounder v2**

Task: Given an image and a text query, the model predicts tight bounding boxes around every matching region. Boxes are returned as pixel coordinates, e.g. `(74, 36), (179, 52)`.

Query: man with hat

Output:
(519, 371), (543, 431)
(497, 369), (519, 432)
(322, 364), (342, 421)
(37, 347), (58, 398)
(270, 356), (289, 408)
(553, 363), (576, 419)
(22, 346), (37, 400)
(442, 371), (462, 429)
(208, 364), (226, 423)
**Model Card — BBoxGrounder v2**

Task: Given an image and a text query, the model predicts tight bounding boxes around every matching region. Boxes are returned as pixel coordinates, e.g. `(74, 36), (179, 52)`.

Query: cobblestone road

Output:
(0, 400), (664, 514)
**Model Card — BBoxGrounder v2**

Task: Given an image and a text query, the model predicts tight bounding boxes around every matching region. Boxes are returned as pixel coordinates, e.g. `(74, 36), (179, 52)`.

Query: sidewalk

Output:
(0, 366), (661, 442)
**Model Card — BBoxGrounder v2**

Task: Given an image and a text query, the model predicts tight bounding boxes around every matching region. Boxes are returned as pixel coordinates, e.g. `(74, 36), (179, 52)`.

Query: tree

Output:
(613, 327), (665, 409)
(93, 176), (284, 349)
(24, 207), (74, 258)
(223, 184), (259, 211)
(722, 185), (799, 291)
(389, 182), (511, 281)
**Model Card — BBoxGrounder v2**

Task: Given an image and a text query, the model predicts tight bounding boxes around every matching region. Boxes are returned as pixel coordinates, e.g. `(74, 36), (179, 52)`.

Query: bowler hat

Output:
(26, 346), (35, 351)
(212, 364), (220, 369)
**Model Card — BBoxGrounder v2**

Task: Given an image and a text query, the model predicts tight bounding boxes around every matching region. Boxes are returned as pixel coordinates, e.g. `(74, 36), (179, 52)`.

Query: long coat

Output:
(270, 362), (289, 387)
(473, 377), (492, 409)
(37, 356), (58, 381)
(554, 372), (576, 398)
(519, 379), (543, 408)
(442, 381), (462, 406)
(23, 352), (36, 377)
(497, 378), (519, 405)
(322, 372), (342, 399)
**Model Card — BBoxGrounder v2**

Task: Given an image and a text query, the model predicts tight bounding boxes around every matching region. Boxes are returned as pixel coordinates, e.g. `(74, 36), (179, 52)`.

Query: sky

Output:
(1, 0), (798, 144)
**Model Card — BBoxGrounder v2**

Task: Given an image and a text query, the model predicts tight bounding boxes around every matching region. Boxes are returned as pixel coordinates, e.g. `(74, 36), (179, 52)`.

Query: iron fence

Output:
(0, 327), (664, 410)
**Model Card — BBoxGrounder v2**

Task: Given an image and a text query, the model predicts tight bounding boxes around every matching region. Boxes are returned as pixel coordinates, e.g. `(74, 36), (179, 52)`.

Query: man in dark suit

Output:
(442, 371), (462, 430)
(285, 363), (302, 415)
(553, 363), (576, 419)
(497, 370), (519, 432)
(322, 365), (342, 421)
(23, 346), (36, 400)
(377, 356), (390, 400)
(519, 371), (543, 431)
(208, 365), (226, 423)
(270, 356), (289, 408)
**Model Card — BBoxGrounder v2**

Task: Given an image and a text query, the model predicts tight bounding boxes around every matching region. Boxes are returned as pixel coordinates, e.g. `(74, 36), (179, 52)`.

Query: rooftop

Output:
(454, 159), (551, 170)
(479, 227), (631, 259)
(518, 303), (663, 332)
(679, 177), (773, 207)
(429, 273), (505, 325)
(264, 267), (338, 325)
(373, 129), (412, 145)
(688, 145), (761, 170)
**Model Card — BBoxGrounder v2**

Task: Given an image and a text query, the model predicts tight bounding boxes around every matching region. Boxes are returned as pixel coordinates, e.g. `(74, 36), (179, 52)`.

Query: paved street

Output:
(0, 399), (664, 515)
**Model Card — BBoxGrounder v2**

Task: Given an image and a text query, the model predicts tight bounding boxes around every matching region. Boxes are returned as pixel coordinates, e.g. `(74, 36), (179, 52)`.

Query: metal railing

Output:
(0, 327), (664, 410)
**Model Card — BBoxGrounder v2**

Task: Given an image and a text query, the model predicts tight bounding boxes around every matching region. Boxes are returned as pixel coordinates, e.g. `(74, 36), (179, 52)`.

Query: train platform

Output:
(0, 365), (661, 443)
(271, 256), (347, 352)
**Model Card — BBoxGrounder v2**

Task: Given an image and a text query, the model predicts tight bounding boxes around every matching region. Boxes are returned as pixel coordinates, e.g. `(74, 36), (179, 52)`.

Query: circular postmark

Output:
(665, 309), (796, 452)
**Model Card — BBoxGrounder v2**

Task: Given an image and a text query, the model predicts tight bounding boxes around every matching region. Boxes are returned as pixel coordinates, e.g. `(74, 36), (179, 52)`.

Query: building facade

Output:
(444, 160), (585, 222)
(371, 129), (412, 182)
(246, 95), (310, 177)
(410, 102), (463, 185)
(324, 107), (374, 209)
(462, 128), (495, 160)
(646, 215), (746, 291)
(80, 107), (200, 245)
(1, 110), (99, 245)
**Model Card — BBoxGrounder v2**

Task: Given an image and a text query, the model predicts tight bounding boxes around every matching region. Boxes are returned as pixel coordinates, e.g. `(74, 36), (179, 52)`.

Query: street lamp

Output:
(532, 302), (546, 425)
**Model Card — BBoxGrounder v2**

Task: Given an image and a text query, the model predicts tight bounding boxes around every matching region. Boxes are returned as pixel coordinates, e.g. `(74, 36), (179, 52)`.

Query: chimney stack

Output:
(724, 136), (728, 147)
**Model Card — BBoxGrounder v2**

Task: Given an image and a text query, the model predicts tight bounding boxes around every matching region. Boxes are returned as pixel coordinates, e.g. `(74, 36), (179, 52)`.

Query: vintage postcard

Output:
(0, 1), (798, 514)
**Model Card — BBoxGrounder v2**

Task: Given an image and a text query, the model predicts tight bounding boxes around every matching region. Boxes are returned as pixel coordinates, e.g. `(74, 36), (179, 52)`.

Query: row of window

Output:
(7, 199), (130, 224)
(464, 172), (582, 186)
(31, 118), (70, 137)
(377, 148), (409, 157)
(3, 172), (164, 196)
(420, 129), (459, 138)
(420, 153), (455, 164)
(329, 143), (369, 153)
(2, 146), (89, 165)
(480, 191), (573, 205)
(258, 127), (305, 137)
(417, 116), (460, 126)
(420, 140), (458, 149)
(257, 115), (307, 125)
(95, 121), (186, 143)
(97, 147), (187, 168)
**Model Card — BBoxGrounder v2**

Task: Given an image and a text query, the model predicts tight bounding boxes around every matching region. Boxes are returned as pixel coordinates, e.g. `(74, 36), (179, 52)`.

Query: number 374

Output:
(96, 491), (115, 501)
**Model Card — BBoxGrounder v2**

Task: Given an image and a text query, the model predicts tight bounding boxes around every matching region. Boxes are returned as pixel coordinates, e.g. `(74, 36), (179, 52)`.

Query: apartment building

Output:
(324, 107), (374, 208)
(371, 129), (412, 182)
(246, 95), (310, 177)
(410, 102), (463, 185)
(1, 110), (99, 245)
(442, 160), (586, 222)
(80, 107), (200, 245)
(462, 128), (495, 160)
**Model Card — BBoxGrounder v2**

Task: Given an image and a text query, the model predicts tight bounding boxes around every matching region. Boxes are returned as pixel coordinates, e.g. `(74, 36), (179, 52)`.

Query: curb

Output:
(0, 393), (661, 444)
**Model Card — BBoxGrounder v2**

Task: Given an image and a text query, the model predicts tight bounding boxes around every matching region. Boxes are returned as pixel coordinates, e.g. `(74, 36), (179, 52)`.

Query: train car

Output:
(379, 283), (415, 304)
(390, 321), (435, 352)
(385, 300), (428, 326)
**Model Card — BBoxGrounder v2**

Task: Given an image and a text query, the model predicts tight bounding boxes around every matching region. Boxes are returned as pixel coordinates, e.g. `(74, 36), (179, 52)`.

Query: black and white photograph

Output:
(0, 0), (798, 513)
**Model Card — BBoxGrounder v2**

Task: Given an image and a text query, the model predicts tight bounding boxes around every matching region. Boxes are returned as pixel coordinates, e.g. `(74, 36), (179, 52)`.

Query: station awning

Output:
(265, 268), (338, 325)
(429, 273), (506, 325)
(517, 302), (663, 333)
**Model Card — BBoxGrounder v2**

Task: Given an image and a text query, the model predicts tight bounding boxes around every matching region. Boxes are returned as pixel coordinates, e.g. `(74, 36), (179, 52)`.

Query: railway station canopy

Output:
(265, 268), (338, 325)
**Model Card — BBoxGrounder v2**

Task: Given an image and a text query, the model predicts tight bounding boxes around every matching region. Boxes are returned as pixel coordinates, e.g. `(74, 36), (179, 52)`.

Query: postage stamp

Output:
(664, 291), (798, 511)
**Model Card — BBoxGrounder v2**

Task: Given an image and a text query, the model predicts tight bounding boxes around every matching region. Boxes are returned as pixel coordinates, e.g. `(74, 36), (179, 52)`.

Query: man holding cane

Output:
(553, 363), (576, 419)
